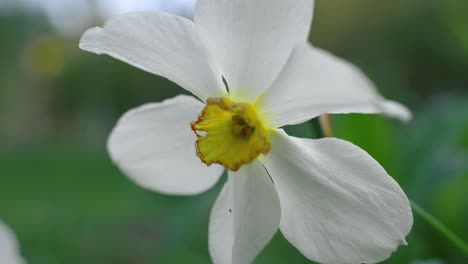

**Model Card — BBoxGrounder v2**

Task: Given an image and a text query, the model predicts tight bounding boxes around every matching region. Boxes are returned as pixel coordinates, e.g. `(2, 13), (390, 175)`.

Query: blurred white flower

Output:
(80, 0), (413, 263)
(0, 220), (25, 264)
(1, 0), (195, 36)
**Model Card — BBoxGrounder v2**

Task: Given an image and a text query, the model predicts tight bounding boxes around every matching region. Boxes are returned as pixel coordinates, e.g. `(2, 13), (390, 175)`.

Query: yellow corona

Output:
(191, 97), (271, 171)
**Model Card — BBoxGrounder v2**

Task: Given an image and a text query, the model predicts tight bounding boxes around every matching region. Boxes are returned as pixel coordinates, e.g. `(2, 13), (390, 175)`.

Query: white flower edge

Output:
(194, 0), (314, 102)
(79, 11), (227, 101)
(79, 1), (411, 126)
(209, 160), (280, 264)
(0, 220), (26, 264)
(107, 95), (224, 195)
(259, 131), (413, 264)
(78, 0), (415, 263)
(259, 43), (412, 127)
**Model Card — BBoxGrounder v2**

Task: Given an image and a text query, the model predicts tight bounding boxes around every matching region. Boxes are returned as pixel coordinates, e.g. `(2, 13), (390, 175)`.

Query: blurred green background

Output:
(1, 0), (467, 263)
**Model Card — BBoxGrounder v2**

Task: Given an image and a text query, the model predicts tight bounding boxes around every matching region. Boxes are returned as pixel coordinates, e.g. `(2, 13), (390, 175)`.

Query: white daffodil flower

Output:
(0, 221), (25, 264)
(80, 0), (413, 263)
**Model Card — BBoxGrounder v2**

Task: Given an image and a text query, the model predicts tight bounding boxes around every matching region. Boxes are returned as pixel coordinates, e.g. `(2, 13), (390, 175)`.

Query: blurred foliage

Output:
(0, 0), (468, 263)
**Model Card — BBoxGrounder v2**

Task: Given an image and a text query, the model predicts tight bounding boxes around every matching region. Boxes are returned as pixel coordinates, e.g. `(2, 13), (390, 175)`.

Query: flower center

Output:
(191, 97), (271, 171)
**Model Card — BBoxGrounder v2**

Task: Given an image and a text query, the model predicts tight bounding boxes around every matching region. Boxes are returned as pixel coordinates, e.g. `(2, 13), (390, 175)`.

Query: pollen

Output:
(191, 97), (271, 171)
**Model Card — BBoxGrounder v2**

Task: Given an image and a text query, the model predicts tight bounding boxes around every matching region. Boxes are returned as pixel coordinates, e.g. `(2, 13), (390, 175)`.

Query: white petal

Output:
(195, 0), (314, 102)
(261, 131), (413, 264)
(80, 11), (226, 101)
(0, 221), (25, 264)
(259, 44), (412, 127)
(209, 161), (280, 264)
(108, 95), (223, 195)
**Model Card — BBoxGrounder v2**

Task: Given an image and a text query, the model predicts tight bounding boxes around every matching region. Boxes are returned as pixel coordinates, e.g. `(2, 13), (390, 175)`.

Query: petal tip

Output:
(401, 239), (409, 246)
(79, 27), (105, 54)
(380, 100), (413, 123)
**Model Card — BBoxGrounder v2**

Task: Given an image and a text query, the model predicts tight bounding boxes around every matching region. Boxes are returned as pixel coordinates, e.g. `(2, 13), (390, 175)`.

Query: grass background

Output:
(1, 0), (468, 263)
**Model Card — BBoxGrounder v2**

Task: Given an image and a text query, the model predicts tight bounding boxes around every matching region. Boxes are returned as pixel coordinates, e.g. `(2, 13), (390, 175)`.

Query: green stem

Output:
(410, 200), (468, 255)
(319, 114), (334, 137)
